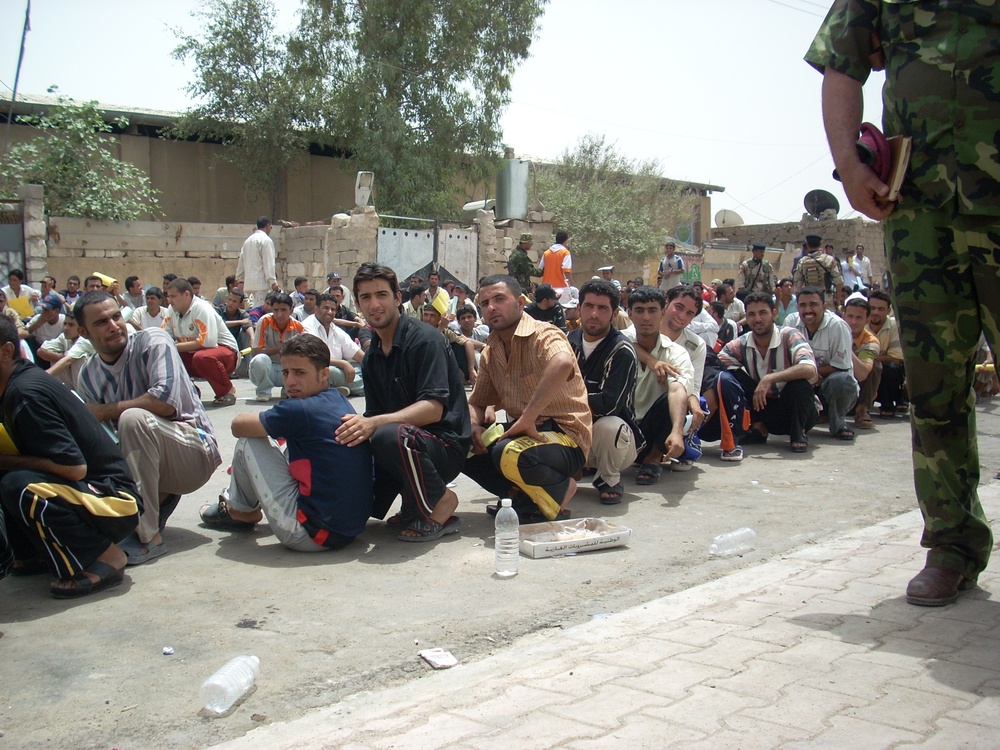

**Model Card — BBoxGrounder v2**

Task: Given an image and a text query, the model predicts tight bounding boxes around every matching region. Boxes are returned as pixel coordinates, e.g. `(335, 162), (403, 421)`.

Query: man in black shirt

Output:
(567, 280), (640, 504)
(524, 284), (568, 332)
(0, 316), (140, 598)
(336, 263), (470, 543)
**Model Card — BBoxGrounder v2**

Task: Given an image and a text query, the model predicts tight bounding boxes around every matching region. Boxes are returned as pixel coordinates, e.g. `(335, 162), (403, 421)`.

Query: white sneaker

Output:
(669, 460), (694, 472)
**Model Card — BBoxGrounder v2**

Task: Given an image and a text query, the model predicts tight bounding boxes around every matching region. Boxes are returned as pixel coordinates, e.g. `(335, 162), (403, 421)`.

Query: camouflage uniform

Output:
(807, 1), (1000, 579)
(507, 244), (541, 293)
(737, 258), (774, 294)
(792, 250), (843, 295)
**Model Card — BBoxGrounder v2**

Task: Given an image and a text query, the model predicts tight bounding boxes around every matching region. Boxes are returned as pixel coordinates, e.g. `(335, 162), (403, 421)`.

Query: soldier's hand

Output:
(838, 160), (895, 222)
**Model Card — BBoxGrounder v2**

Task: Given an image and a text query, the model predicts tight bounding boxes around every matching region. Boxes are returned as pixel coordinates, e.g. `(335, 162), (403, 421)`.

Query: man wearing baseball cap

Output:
(507, 232), (542, 294)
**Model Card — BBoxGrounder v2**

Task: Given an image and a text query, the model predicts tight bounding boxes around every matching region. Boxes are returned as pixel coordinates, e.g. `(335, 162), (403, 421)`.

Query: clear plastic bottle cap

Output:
(501, 498), (512, 507)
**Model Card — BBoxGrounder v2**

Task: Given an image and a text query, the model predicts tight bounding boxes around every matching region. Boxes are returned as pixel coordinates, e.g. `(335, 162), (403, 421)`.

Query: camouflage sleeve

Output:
(804, 0), (880, 83)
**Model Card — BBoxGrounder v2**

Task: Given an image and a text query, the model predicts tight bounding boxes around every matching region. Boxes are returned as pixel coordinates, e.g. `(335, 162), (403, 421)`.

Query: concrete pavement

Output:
(220, 484), (1000, 749)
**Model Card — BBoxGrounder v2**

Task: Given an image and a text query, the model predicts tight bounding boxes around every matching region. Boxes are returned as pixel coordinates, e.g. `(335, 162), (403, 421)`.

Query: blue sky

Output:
(1, 0), (885, 228)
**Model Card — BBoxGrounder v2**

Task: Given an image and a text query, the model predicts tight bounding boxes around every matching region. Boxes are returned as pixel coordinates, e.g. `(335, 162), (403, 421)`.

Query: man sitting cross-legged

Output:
(336, 263), (470, 543)
(623, 285), (693, 485)
(76, 292), (222, 565)
(0, 315), (140, 598)
(201, 334), (374, 549)
(248, 292), (304, 402)
(567, 279), (640, 504)
(463, 274), (592, 523)
(718, 291), (819, 453)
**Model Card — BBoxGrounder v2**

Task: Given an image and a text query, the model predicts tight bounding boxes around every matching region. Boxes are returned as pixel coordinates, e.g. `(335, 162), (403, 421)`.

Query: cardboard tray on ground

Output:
(518, 517), (632, 559)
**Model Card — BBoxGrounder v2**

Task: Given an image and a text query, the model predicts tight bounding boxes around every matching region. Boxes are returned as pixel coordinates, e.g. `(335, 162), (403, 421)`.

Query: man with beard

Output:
(718, 291), (818, 453)
(336, 263), (470, 543)
(464, 275), (591, 523)
(784, 286), (859, 442)
(567, 279), (639, 504)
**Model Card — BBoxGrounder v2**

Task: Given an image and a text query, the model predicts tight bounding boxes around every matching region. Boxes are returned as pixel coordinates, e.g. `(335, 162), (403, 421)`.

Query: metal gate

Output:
(0, 201), (26, 274)
(376, 217), (479, 289)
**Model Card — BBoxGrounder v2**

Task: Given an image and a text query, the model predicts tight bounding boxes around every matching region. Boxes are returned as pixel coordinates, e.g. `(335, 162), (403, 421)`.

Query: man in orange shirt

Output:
(541, 231), (573, 290)
(248, 292), (304, 402)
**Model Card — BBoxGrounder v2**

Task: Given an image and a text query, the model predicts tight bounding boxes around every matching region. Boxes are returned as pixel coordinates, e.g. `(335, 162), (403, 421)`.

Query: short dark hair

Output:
(162, 273), (178, 284)
(7, 269), (24, 281)
(798, 285), (826, 302)
(868, 289), (892, 306)
(428, 270), (440, 280)
(227, 288), (245, 301)
(744, 291), (776, 310)
(579, 279), (620, 312)
(43, 274), (57, 286)
(304, 289), (320, 300)
(709, 301), (727, 318)
(354, 262), (400, 299)
(280, 333), (329, 371)
(408, 283), (428, 297)
(532, 283), (558, 302)
(628, 285), (667, 310)
(226, 274), (237, 287)
(294, 276), (308, 287)
(257, 216), (271, 230)
(723, 278), (735, 288)
(0, 314), (20, 358)
(779, 277), (793, 287)
(145, 286), (165, 300)
(270, 292), (294, 309)
(715, 283), (728, 297)
(457, 305), (477, 320)
(83, 275), (102, 288)
(125, 275), (139, 290)
(67, 275), (80, 284)
(845, 297), (871, 313)
(555, 231), (569, 245)
(167, 278), (194, 296)
(74, 290), (116, 326)
(480, 274), (522, 298)
(667, 284), (702, 314)
(187, 276), (201, 287)
(317, 293), (337, 306)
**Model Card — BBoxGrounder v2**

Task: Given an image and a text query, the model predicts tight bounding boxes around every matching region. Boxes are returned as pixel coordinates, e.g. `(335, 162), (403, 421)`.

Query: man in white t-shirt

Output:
(656, 242), (685, 291)
(303, 293), (365, 396)
(129, 287), (167, 330)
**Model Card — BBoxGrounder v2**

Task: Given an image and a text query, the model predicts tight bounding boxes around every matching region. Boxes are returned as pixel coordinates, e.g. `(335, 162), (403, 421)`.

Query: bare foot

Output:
(226, 506), (263, 524)
(560, 478), (577, 510)
(50, 544), (126, 593)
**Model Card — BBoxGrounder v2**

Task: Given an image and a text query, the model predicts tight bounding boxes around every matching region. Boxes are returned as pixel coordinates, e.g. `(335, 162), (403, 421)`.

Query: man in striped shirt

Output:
(76, 292), (221, 565)
(163, 279), (240, 406)
(717, 291), (819, 453)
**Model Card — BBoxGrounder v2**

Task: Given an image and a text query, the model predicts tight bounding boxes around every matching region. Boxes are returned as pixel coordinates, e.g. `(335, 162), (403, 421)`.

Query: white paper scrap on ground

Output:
(418, 648), (459, 669)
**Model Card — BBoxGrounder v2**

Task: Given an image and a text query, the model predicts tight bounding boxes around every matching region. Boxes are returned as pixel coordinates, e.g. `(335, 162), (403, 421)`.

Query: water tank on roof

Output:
(495, 158), (530, 220)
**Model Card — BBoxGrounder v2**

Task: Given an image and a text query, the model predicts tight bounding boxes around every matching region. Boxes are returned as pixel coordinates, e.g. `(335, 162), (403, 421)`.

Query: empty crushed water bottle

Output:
(494, 498), (520, 578)
(200, 655), (260, 715)
(709, 527), (756, 557)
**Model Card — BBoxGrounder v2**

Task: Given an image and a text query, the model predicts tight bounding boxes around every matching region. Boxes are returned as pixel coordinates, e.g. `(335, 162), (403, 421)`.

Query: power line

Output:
(764, 0), (825, 18)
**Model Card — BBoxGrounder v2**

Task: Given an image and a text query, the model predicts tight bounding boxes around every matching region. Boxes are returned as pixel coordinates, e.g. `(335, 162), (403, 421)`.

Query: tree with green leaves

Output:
(296, 0), (547, 218)
(0, 94), (159, 220)
(172, 0), (546, 220)
(171, 0), (316, 219)
(533, 133), (696, 263)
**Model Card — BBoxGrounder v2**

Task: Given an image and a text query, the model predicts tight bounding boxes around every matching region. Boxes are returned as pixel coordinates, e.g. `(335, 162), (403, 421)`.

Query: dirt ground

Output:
(2, 382), (998, 750)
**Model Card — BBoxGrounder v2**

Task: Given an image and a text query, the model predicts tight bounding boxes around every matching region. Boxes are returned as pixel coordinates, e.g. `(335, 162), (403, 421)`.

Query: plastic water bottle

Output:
(200, 655), (260, 715)
(709, 527), (756, 557)
(494, 498), (520, 578)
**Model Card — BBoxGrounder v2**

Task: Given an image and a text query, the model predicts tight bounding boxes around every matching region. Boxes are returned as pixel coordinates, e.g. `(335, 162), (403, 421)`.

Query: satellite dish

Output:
(714, 209), (744, 227)
(804, 189), (840, 219)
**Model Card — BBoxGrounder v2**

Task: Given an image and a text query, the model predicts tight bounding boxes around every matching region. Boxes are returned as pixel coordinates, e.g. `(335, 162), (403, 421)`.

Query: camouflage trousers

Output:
(886, 207), (1000, 579)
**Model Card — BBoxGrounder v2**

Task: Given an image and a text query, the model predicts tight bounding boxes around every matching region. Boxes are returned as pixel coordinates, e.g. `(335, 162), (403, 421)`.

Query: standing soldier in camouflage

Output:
(737, 243), (774, 294)
(792, 234), (843, 296)
(507, 232), (542, 295)
(806, 1), (1000, 606)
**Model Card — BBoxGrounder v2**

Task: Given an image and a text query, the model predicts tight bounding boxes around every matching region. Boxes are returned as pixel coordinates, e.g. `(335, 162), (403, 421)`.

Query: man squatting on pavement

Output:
(75, 292), (221, 565)
(806, 0), (1000, 604)
(463, 274), (593, 524)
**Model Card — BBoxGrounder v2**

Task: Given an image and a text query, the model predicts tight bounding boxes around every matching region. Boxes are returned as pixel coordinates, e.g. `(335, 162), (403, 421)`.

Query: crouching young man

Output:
(200, 334), (374, 550)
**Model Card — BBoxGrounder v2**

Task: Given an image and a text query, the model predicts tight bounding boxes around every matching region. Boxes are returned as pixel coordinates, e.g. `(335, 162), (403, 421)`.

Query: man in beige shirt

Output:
(867, 289), (906, 417)
(463, 274), (592, 524)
